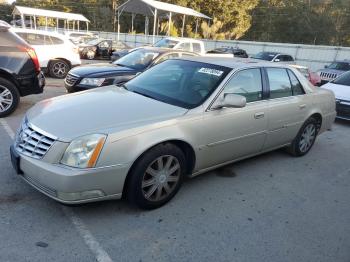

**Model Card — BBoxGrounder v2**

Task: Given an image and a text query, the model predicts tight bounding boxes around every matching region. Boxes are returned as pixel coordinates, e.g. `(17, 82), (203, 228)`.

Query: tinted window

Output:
(17, 33), (45, 45)
(287, 70), (304, 95)
(252, 52), (277, 61)
(125, 60), (230, 109)
(114, 49), (159, 70)
(328, 62), (350, 71)
(177, 42), (191, 52)
(154, 39), (179, 48)
(333, 71), (350, 86)
(266, 68), (292, 98)
(99, 41), (110, 48)
(223, 68), (263, 103)
(193, 43), (201, 53)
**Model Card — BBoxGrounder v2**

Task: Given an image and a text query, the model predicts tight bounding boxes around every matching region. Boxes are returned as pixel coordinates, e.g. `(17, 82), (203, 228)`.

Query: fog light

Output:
(57, 190), (105, 201)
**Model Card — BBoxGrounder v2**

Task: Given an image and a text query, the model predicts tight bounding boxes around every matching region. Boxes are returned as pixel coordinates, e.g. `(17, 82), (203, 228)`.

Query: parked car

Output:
(0, 21), (45, 117)
(206, 47), (249, 58)
(12, 28), (81, 79)
(78, 39), (130, 60)
(251, 52), (295, 64)
(317, 60), (350, 85)
(11, 57), (336, 209)
(154, 37), (206, 55)
(290, 65), (321, 86)
(323, 71), (350, 120)
(65, 47), (198, 93)
(64, 31), (98, 45)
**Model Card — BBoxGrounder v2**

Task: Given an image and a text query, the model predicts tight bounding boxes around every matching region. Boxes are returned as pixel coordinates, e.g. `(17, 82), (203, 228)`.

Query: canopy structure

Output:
(12, 6), (90, 31)
(116, 0), (211, 43)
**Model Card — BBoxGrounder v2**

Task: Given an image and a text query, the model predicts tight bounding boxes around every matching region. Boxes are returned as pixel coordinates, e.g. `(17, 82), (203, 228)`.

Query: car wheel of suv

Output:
(287, 117), (318, 157)
(49, 59), (70, 79)
(127, 143), (186, 209)
(0, 77), (20, 118)
(86, 50), (96, 60)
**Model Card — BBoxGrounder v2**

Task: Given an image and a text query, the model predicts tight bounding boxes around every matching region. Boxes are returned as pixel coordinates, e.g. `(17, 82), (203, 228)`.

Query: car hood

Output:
(69, 63), (138, 77)
(322, 82), (350, 101)
(26, 87), (188, 142)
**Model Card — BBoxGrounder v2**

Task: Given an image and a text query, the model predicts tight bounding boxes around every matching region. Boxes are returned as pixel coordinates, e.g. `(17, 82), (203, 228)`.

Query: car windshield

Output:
(125, 60), (231, 109)
(86, 39), (101, 45)
(252, 52), (276, 61)
(332, 71), (350, 86)
(328, 62), (350, 71)
(154, 39), (179, 48)
(113, 49), (160, 70)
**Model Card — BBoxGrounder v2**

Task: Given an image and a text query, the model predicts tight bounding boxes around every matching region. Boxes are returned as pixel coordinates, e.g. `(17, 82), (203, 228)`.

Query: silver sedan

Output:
(10, 57), (336, 209)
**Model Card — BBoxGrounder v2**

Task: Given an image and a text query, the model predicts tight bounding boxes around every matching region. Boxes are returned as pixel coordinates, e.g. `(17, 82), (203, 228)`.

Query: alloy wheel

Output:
(0, 85), (13, 113)
(299, 123), (316, 153)
(52, 62), (68, 78)
(142, 155), (181, 202)
(86, 50), (95, 60)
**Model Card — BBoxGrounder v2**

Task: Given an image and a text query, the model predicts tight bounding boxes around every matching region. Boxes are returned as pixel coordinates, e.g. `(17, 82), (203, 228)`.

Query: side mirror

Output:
(212, 93), (247, 109)
(274, 58), (280, 62)
(324, 65), (328, 69)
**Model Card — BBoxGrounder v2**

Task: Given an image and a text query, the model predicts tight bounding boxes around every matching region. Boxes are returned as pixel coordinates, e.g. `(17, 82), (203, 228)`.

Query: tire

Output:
(86, 50), (96, 60)
(287, 117), (319, 157)
(0, 77), (20, 118)
(49, 59), (70, 79)
(127, 143), (186, 209)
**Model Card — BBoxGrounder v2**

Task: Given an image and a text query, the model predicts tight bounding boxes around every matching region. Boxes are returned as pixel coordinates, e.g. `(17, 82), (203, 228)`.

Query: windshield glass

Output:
(252, 52), (276, 61)
(328, 62), (350, 71)
(125, 60), (231, 109)
(86, 39), (101, 45)
(332, 71), (350, 86)
(154, 38), (179, 48)
(113, 49), (159, 70)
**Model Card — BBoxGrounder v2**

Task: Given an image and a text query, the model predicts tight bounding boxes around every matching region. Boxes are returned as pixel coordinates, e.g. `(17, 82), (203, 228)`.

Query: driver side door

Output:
(197, 68), (269, 169)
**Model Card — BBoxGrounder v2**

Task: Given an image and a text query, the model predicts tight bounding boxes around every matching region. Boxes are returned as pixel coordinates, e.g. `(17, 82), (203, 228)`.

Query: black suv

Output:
(206, 47), (249, 58)
(0, 21), (45, 117)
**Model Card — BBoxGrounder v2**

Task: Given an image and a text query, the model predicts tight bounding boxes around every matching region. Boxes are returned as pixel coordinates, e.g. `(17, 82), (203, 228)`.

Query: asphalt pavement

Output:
(0, 73), (349, 262)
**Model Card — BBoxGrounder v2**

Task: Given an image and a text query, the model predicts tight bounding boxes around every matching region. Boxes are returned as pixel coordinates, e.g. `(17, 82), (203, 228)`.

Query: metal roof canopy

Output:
(12, 6), (90, 31)
(116, 0), (211, 43)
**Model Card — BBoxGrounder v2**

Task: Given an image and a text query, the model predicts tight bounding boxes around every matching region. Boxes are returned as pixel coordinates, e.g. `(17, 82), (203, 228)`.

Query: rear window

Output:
(333, 71), (350, 86)
(0, 31), (28, 46)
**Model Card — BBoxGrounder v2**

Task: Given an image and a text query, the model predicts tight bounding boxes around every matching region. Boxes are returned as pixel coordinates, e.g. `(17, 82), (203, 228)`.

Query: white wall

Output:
(99, 31), (350, 72)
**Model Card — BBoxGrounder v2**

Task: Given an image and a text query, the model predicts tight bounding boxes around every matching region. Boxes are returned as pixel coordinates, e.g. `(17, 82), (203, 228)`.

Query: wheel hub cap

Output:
(299, 124), (316, 153)
(0, 86), (13, 113)
(142, 155), (180, 202)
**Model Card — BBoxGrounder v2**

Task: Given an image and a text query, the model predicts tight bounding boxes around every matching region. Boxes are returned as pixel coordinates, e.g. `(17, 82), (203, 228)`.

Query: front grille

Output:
(320, 72), (337, 80)
(15, 121), (56, 159)
(65, 73), (80, 86)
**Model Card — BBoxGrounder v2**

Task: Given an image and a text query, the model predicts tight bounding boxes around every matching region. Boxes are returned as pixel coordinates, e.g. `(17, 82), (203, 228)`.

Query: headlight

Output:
(80, 78), (106, 87)
(61, 134), (106, 168)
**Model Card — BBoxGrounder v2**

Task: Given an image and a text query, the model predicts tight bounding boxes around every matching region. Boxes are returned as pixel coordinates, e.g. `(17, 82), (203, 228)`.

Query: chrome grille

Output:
(320, 72), (337, 80)
(65, 73), (80, 86)
(15, 121), (56, 159)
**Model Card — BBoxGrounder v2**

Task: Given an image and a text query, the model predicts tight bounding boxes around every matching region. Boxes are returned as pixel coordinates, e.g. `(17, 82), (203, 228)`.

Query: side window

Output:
(177, 42), (191, 52)
(17, 33), (45, 45)
(155, 53), (180, 64)
(286, 56), (294, 61)
(266, 68), (292, 99)
(192, 43), (201, 53)
(99, 41), (109, 48)
(223, 68), (263, 103)
(287, 70), (304, 95)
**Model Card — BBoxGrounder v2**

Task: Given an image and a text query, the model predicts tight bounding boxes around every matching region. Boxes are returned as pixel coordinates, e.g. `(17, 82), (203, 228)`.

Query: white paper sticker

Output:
(198, 68), (223, 77)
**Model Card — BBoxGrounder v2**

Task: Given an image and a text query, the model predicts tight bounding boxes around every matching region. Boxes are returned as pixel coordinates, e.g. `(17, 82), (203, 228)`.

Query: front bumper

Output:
(336, 100), (350, 120)
(11, 145), (131, 204)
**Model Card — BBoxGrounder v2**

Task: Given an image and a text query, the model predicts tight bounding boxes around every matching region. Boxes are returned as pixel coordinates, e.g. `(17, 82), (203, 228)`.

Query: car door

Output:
(97, 41), (110, 57)
(263, 67), (308, 149)
(197, 68), (269, 169)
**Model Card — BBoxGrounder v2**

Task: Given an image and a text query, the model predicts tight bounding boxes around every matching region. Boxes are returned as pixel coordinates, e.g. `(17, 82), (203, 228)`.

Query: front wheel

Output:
(49, 59), (70, 79)
(127, 144), (186, 209)
(287, 117), (318, 157)
(86, 50), (96, 60)
(0, 77), (20, 118)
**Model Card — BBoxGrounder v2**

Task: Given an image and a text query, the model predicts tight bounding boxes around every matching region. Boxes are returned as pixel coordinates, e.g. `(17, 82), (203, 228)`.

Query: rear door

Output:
(263, 67), (308, 149)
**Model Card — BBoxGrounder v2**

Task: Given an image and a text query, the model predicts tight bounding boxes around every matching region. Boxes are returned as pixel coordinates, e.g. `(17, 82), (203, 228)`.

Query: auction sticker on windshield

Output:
(198, 68), (223, 77)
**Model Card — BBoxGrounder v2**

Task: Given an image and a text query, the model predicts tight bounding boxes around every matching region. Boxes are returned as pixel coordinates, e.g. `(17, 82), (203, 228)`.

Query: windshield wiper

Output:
(117, 83), (128, 90)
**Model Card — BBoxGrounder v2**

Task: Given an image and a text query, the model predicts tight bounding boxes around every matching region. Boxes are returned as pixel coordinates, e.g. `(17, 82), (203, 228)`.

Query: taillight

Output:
(19, 46), (40, 73)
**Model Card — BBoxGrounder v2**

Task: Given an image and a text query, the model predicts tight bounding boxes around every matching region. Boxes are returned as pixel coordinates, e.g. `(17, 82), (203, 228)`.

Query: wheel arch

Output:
(308, 112), (323, 132)
(122, 138), (197, 196)
(0, 70), (21, 94)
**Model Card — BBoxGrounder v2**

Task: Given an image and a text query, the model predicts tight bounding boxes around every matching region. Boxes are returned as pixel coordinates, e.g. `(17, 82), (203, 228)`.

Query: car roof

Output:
(0, 20), (11, 31)
(175, 56), (293, 69)
(137, 46), (197, 55)
(162, 37), (203, 44)
(10, 28), (69, 39)
(290, 64), (308, 70)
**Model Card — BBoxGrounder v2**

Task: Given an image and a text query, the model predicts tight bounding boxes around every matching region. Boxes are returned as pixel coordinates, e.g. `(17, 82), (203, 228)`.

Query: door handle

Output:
(299, 104), (307, 109)
(254, 112), (265, 119)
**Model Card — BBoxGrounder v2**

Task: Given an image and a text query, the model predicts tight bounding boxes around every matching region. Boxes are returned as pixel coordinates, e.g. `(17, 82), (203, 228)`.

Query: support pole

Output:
(152, 9), (157, 44)
(56, 18), (58, 31)
(86, 22), (89, 32)
(21, 14), (25, 28)
(168, 12), (172, 36)
(195, 19), (199, 38)
(131, 13), (135, 33)
(77, 21), (80, 31)
(181, 15), (186, 37)
(45, 16), (48, 30)
(13, 14), (15, 27)
(30, 16), (32, 29)
(117, 10), (120, 41)
(34, 15), (36, 29)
